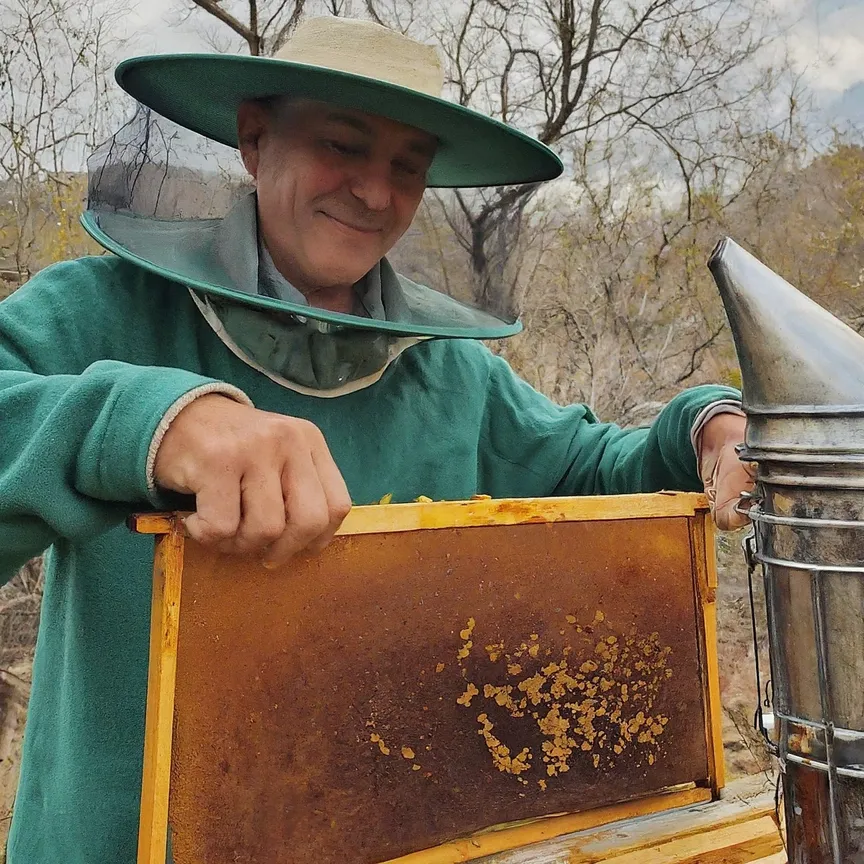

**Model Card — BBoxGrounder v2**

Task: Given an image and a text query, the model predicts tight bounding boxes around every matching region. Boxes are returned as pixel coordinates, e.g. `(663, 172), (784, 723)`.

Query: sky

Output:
(121, 0), (864, 130)
(782, 0), (864, 128)
(124, 1), (210, 53)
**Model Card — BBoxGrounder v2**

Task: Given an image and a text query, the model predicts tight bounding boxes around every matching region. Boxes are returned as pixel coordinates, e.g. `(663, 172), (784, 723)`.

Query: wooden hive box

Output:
(132, 492), (727, 864)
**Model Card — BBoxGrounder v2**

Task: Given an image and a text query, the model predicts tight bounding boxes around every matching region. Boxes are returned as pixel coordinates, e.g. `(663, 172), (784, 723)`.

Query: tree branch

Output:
(268, 0), (306, 52)
(189, 0), (258, 52)
(675, 323), (725, 384)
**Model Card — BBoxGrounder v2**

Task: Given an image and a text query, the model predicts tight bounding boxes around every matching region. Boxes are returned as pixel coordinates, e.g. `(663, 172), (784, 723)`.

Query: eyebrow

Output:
(326, 111), (373, 135)
(325, 111), (438, 158)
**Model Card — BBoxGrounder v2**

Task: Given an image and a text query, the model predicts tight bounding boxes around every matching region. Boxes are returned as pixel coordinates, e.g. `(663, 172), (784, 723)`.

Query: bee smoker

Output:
(709, 238), (864, 862)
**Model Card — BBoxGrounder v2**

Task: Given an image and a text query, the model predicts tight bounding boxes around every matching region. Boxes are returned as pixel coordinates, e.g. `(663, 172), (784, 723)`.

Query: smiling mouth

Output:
(321, 212), (383, 234)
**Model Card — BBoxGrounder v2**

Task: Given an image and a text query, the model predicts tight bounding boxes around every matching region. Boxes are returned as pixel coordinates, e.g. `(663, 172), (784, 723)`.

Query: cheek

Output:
(255, 145), (319, 212)
(254, 157), (294, 221)
(301, 157), (350, 206)
(389, 190), (424, 239)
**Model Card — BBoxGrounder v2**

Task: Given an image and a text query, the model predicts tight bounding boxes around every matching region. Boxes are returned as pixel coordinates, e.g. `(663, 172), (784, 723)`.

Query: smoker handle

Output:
(740, 517), (779, 756)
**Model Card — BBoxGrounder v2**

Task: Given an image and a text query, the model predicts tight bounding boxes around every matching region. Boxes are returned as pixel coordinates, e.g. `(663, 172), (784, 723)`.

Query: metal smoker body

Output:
(710, 239), (864, 862)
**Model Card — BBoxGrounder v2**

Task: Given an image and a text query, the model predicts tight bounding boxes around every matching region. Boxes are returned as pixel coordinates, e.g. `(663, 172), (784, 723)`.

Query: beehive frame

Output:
(132, 492), (724, 864)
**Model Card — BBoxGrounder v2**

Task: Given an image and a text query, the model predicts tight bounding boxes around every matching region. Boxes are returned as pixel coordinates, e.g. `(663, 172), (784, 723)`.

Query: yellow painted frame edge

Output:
(137, 520), (185, 864)
(129, 492), (709, 537)
(378, 786), (713, 864)
(689, 512), (726, 795)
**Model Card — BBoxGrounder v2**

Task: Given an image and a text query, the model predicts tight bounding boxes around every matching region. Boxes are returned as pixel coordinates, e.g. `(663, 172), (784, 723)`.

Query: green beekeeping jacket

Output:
(0, 255), (739, 863)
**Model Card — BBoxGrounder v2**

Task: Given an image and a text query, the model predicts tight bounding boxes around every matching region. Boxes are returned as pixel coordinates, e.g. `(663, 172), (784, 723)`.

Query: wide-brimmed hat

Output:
(113, 16), (562, 188)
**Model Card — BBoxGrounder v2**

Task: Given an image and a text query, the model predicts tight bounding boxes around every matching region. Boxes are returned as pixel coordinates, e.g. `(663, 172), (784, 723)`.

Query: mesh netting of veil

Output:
(87, 104), (253, 220)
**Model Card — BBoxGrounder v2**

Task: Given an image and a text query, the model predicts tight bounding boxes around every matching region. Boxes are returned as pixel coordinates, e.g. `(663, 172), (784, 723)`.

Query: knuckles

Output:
(291, 501), (331, 543)
(190, 517), (240, 545)
(235, 516), (287, 550)
(331, 494), (352, 524)
(253, 517), (289, 545)
(186, 416), (319, 476)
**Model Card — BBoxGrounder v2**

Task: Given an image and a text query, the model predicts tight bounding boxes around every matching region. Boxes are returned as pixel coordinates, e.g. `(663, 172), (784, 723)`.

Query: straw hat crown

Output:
(276, 18), (444, 98)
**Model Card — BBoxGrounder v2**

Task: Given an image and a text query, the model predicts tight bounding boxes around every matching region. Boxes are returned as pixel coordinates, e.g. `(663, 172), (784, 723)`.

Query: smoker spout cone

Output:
(710, 240), (864, 864)
(708, 237), (864, 412)
(709, 238), (864, 460)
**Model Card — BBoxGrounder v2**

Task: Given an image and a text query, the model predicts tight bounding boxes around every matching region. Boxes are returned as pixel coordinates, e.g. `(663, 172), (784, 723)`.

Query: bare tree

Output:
(0, 4), (124, 829)
(0, 0), (125, 275)
(391, 0), (788, 311)
(178, 0), (316, 55)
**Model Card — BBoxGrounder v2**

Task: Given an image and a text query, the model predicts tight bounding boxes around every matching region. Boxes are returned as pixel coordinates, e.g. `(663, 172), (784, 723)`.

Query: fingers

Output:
(264, 448), (332, 566)
(713, 495), (751, 531)
(183, 469), (242, 545)
(231, 464), (287, 554)
(305, 431), (353, 555)
(696, 412), (756, 531)
(157, 396), (350, 563)
(708, 446), (757, 531)
(261, 423), (351, 566)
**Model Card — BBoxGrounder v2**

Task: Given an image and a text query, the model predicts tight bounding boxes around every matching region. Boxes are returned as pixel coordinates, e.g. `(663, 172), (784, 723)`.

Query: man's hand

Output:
(153, 394), (352, 566)
(697, 412), (756, 531)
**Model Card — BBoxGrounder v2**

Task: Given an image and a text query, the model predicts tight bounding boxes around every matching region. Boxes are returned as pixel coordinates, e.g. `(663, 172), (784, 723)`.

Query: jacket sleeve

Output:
(478, 350), (741, 498)
(0, 258), (243, 582)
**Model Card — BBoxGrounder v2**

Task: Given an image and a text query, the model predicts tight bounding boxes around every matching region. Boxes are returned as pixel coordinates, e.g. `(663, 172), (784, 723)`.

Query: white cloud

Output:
(785, 4), (864, 93)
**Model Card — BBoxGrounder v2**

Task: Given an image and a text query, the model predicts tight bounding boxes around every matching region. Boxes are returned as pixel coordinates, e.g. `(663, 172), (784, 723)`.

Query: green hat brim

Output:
(114, 54), (563, 188)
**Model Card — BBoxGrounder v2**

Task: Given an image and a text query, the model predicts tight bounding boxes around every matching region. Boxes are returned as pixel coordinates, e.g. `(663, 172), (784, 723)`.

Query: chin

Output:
(310, 264), (375, 288)
(312, 253), (383, 285)
(320, 227), (385, 260)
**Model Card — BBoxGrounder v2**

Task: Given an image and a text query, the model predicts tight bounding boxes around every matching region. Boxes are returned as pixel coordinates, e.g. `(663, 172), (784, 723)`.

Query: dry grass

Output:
(0, 561), (42, 664)
(714, 529), (775, 781)
(0, 661), (31, 852)
(0, 559), (41, 850)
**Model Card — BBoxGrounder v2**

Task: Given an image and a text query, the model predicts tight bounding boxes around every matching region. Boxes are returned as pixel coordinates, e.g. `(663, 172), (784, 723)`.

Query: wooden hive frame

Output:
(132, 492), (725, 864)
(475, 774), (784, 863)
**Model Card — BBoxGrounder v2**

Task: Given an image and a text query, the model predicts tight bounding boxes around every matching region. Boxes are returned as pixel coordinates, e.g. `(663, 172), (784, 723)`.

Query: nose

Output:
(348, 158), (393, 212)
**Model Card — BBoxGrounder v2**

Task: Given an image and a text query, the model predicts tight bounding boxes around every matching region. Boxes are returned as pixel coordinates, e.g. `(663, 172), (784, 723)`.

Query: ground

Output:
(715, 528), (774, 781)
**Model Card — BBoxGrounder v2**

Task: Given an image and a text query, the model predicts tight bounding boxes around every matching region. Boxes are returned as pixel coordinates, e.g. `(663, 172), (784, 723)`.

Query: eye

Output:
(393, 159), (421, 177)
(393, 159), (426, 177)
(325, 139), (364, 157)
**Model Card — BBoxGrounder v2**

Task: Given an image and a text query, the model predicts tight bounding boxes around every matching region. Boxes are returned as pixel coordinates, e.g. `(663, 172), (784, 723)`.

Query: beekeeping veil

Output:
(80, 17), (562, 396)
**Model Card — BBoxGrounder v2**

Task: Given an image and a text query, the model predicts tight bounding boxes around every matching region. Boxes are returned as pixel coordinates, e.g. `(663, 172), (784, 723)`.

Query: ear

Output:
(237, 101), (270, 181)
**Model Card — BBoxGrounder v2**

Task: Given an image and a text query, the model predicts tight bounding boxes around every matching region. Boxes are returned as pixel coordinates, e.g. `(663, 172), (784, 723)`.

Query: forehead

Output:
(268, 98), (438, 155)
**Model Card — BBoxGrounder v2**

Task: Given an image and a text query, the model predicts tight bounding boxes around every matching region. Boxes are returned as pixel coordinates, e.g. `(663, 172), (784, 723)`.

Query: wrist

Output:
(700, 412), (746, 454)
(691, 401), (745, 459)
(147, 384), (253, 495)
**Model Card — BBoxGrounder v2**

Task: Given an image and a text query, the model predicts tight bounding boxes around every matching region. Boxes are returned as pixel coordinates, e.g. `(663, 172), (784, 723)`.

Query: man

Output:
(0, 17), (752, 863)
